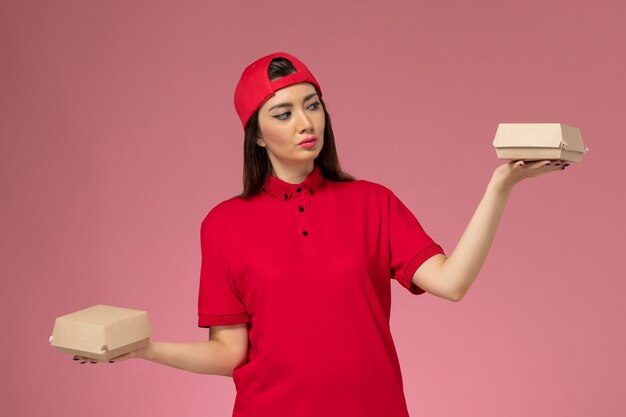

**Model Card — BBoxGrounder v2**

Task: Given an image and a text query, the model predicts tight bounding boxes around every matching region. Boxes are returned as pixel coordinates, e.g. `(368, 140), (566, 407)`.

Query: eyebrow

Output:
(267, 93), (319, 112)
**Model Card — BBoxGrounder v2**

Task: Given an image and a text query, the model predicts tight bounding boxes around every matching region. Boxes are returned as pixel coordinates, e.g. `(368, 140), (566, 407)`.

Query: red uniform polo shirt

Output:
(198, 163), (445, 417)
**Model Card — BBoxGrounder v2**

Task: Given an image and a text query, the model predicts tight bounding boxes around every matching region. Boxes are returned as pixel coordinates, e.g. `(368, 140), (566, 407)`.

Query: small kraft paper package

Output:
(50, 304), (152, 361)
(493, 123), (588, 162)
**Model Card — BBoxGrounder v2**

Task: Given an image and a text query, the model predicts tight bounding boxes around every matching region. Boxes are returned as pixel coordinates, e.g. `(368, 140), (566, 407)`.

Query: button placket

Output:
(294, 186), (313, 252)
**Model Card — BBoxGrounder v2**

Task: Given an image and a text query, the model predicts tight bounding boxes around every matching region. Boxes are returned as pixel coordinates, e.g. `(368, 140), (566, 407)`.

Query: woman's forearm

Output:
(443, 174), (512, 299)
(136, 340), (242, 377)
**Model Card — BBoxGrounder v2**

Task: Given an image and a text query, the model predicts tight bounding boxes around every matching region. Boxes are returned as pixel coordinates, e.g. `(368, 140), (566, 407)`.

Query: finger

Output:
(551, 160), (571, 171)
(529, 160), (550, 167)
(550, 160), (571, 170)
(73, 355), (104, 364)
(519, 160), (554, 168)
(538, 160), (562, 170)
(525, 160), (554, 169)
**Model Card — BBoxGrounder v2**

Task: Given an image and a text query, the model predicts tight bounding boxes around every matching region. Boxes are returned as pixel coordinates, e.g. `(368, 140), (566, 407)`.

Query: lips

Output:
(299, 137), (318, 145)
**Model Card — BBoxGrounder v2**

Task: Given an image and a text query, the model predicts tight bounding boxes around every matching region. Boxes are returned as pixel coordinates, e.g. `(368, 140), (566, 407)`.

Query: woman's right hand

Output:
(71, 341), (152, 364)
(71, 338), (244, 375)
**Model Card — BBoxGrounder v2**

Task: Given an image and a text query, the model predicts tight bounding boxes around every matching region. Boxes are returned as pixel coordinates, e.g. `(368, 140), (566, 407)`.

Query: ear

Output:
(256, 136), (266, 148)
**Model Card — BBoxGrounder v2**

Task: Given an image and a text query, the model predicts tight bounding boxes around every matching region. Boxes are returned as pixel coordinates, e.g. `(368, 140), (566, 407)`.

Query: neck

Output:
(271, 161), (315, 184)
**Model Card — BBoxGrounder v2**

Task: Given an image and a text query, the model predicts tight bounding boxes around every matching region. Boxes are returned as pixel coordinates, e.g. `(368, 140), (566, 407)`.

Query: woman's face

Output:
(256, 82), (325, 171)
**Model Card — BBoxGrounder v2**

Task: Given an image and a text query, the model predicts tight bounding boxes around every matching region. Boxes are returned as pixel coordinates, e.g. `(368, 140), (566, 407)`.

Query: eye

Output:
(273, 111), (291, 121)
(272, 102), (321, 121)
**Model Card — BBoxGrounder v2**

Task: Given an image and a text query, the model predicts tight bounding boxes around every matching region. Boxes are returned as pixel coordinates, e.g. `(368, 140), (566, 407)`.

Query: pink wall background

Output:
(2, 0), (625, 416)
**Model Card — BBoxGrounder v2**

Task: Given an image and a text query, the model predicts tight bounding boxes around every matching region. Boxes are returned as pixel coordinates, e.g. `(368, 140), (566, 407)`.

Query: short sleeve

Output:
(388, 189), (445, 295)
(197, 212), (250, 327)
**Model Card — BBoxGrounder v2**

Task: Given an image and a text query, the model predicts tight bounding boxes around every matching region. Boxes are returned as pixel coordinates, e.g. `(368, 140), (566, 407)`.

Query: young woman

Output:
(74, 52), (568, 417)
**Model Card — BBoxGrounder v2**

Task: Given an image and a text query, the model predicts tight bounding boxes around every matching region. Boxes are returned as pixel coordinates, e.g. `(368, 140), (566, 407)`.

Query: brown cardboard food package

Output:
(50, 304), (152, 361)
(493, 123), (588, 162)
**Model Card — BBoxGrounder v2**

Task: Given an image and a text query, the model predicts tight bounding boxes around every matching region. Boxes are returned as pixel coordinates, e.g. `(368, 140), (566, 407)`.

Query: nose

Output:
(294, 107), (314, 133)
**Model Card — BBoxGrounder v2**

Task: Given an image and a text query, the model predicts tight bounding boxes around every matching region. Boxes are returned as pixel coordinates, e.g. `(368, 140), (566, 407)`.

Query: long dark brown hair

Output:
(236, 58), (356, 199)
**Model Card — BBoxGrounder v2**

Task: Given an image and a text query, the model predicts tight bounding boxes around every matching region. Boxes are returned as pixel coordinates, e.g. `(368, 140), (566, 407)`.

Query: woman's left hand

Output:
(492, 159), (569, 192)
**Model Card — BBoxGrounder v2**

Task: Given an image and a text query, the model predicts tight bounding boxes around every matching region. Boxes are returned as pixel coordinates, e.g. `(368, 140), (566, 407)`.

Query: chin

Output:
(287, 154), (320, 164)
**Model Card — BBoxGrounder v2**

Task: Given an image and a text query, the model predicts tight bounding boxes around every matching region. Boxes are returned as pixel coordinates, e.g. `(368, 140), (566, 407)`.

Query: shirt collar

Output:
(263, 163), (325, 201)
